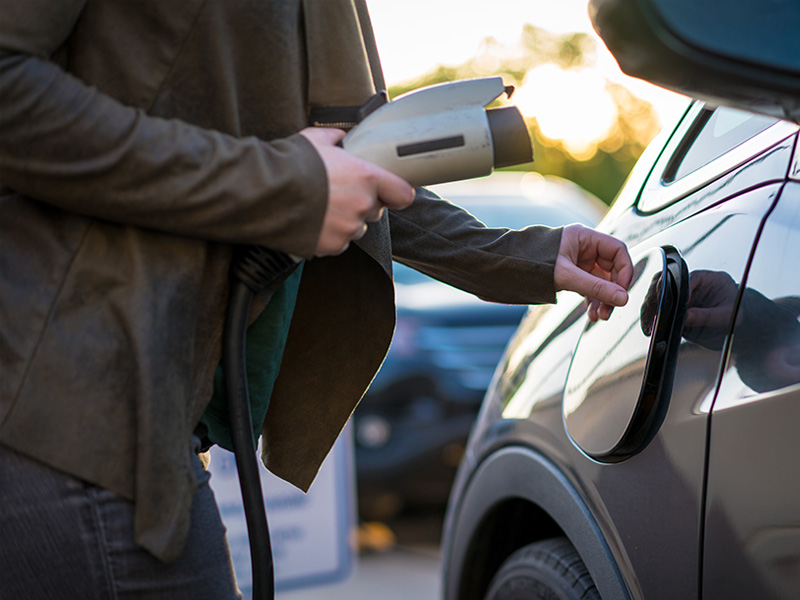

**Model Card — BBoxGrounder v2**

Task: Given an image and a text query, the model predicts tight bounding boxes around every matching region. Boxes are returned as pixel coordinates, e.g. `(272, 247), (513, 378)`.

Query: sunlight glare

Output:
(514, 64), (617, 160)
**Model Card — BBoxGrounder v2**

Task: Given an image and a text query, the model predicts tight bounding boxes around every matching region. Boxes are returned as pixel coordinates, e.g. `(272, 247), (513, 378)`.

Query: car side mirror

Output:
(589, 0), (800, 122)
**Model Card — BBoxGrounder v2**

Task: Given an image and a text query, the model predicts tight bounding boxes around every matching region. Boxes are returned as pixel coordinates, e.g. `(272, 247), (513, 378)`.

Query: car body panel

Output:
(491, 186), (781, 599)
(703, 181), (800, 599)
(442, 104), (800, 600)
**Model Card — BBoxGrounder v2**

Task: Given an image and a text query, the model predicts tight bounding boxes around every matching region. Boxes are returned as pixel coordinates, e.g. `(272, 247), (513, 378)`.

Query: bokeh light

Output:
(513, 64), (618, 160)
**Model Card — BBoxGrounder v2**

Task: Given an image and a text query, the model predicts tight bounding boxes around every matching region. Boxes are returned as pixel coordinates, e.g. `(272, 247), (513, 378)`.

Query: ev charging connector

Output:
(342, 76), (532, 186)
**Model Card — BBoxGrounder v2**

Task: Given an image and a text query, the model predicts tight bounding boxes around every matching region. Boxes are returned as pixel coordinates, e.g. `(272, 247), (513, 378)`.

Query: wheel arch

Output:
(442, 445), (632, 600)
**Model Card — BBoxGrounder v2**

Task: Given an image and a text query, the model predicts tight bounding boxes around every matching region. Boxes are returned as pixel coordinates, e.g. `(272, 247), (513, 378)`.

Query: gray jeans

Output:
(0, 442), (241, 600)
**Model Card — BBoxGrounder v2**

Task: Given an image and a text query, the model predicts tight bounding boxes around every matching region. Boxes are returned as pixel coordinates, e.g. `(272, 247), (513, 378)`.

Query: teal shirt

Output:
(201, 263), (304, 451)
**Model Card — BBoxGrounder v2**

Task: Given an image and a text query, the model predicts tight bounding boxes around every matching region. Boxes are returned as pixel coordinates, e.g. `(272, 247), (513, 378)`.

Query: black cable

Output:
(223, 246), (299, 600)
(224, 279), (275, 600)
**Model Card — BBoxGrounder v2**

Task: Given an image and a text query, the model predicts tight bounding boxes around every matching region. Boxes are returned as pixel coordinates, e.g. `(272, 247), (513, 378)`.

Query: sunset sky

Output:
(367, 0), (595, 84)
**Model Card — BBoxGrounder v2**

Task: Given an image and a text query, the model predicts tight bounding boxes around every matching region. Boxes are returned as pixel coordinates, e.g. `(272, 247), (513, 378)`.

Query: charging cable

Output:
(224, 246), (300, 600)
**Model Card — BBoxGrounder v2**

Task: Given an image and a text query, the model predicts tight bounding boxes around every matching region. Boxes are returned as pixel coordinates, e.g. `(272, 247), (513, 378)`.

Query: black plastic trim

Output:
(397, 135), (465, 157)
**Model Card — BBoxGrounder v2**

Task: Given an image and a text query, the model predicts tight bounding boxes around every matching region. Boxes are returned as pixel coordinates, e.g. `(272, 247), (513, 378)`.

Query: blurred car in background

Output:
(354, 171), (606, 521)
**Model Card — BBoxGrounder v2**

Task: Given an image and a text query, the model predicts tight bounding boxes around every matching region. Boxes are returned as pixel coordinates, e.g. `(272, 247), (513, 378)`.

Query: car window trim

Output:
(636, 102), (798, 215)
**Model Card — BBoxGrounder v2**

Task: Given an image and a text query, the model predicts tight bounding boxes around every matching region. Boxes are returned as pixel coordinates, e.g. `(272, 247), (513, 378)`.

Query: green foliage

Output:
(525, 134), (638, 206)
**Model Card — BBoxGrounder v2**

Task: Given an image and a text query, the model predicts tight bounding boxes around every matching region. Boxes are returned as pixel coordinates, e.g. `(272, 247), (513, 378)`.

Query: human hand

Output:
(678, 270), (740, 351)
(683, 270), (739, 329)
(300, 127), (415, 256)
(553, 223), (633, 321)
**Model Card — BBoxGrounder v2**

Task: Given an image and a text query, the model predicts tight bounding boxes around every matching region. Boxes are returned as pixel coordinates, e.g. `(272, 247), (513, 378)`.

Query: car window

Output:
(636, 103), (788, 214)
(664, 107), (776, 183)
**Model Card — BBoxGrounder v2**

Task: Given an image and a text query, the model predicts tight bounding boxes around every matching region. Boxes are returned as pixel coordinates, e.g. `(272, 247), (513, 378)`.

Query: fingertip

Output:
(380, 175), (415, 210)
(613, 290), (628, 307)
(405, 184), (416, 206)
(598, 303), (614, 321)
(586, 299), (599, 322)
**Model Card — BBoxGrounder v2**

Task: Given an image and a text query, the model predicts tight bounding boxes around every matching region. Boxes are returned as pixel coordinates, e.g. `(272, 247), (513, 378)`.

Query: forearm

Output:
(389, 187), (562, 305)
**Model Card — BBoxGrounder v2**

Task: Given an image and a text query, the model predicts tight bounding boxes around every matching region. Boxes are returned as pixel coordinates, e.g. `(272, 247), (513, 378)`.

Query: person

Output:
(0, 1), (633, 598)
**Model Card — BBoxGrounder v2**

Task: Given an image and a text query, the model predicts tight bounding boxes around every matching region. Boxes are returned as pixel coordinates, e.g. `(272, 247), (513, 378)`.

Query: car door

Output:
(702, 177), (800, 599)
(561, 104), (797, 599)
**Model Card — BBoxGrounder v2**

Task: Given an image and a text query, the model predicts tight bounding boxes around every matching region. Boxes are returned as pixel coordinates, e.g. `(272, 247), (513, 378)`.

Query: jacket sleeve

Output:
(0, 0), (326, 258)
(389, 186), (562, 305)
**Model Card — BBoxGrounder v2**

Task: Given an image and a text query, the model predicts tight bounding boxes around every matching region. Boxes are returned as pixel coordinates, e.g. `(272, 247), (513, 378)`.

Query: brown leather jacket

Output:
(0, 0), (562, 561)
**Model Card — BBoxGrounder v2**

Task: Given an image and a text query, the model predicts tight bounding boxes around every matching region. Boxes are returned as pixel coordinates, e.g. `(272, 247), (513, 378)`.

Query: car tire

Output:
(484, 537), (600, 600)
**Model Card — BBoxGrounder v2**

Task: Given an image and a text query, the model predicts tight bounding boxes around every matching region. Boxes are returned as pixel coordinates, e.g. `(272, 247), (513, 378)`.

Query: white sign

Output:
(208, 427), (356, 596)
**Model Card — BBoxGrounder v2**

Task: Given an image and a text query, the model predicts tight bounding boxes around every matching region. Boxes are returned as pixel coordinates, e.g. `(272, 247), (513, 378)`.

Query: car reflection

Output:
(670, 270), (800, 394)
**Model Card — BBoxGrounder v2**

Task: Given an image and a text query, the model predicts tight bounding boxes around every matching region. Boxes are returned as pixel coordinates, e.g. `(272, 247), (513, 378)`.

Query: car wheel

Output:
(484, 537), (600, 600)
